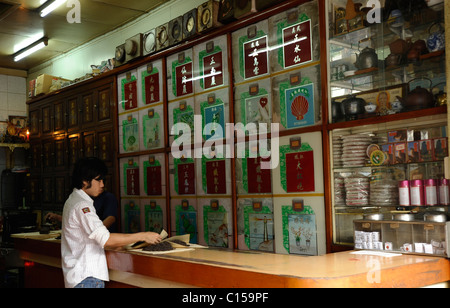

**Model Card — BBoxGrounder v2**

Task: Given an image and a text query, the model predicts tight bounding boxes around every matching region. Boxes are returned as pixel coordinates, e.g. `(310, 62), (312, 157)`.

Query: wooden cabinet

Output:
(27, 76), (118, 220)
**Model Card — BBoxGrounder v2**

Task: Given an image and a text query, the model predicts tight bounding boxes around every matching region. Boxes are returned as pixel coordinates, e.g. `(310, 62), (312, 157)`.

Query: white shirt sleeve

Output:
(74, 202), (110, 248)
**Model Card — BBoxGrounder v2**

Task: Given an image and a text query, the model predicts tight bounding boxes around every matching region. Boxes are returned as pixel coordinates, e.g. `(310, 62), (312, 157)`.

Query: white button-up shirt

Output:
(61, 189), (111, 288)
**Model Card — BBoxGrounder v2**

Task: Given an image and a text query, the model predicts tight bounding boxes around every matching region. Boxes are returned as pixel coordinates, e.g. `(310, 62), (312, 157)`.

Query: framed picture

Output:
(8, 115), (27, 128)
(335, 84), (406, 115)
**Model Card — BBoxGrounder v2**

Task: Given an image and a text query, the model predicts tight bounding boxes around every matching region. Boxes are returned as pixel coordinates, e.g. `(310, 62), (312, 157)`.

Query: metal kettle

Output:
(355, 47), (378, 70)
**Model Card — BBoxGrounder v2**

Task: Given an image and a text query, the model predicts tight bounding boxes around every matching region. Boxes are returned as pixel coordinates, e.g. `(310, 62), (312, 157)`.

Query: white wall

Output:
(0, 74), (27, 121)
(0, 73), (28, 182)
(28, 0), (206, 81)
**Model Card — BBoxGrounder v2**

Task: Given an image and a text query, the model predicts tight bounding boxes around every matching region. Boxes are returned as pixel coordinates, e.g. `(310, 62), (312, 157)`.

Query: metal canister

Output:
(398, 180), (410, 206)
(410, 180), (424, 206)
(424, 179), (438, 206)
(438, 179), (449, 205)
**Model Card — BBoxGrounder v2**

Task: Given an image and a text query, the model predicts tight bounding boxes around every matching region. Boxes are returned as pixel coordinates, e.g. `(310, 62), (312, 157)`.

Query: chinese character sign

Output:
(125, 164), (140, 196)
(175, 61), (194, 97)
(177, 162), (195, 195)
(205, 160), (226, 194)
(202, 51), (224, 90)
(246, 157), (272, 193)
(243, 36), (268, 80)
(122, 79), (138, 110)
(144, 72), (160, 105)
(282, 19), (312, 69)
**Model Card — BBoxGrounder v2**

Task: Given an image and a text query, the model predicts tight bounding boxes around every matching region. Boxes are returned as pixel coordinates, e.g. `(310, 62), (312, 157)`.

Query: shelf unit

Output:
(326, 0), (448, 251)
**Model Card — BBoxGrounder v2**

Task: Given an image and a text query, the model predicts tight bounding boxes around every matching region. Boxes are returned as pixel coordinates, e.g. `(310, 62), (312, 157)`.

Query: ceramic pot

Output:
(389, 38), (409, 55)
(355, 47), (378, 70)
(398, 79), (434, 111)
(331, 100), (344, 123)
(407, 40), (428, 62)
(427, 23), (445, 52)
(342, 95), (365, 120)
(385, 53), (401, 67)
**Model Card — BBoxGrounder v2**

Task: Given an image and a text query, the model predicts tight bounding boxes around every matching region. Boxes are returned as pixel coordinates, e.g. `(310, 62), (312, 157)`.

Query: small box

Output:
(418, 139), (434, 162)
(388, 130), (407, 143)
(407, 141), (420, 163)
(394, 142), (407, 164)
(35, 74), (70, 95)
(433, 137), (448, 161)
(381, 144), (394, 165)
(28, 79), (36, 98)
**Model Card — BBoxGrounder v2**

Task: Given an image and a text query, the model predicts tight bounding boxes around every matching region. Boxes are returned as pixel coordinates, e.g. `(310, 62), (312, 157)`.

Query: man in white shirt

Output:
(61, 157), (162, 288)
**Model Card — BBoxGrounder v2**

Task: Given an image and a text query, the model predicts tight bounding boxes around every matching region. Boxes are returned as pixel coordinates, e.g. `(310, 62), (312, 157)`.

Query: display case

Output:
(354, 219), (449, 257)
(327, 0), (448, 250)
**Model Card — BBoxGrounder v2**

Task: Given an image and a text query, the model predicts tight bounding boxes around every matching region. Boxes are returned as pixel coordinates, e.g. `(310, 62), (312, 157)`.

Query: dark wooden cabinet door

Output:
(82, 131), (96, 158)
(42, 138), (54, 170)
(97, 129), (113, 164)
(54, 174), (68, 205)
(30, 141), (41, 170)
(41, 105), (52, 135)
(68, 133), (81, 167)
(28, 176), (41, 206)
(53, 100), (66, 133)
(42, 176), (53, 206)
(29, 108), (40, 137)
(82, 93), (95, 128)
(54, 135), (67, 171)
(67, 96), (80, 132)
(97, 87), (113, 124)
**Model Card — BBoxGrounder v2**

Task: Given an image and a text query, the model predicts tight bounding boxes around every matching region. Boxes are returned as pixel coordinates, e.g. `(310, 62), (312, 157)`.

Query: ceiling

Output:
(0, 0), (168, 71)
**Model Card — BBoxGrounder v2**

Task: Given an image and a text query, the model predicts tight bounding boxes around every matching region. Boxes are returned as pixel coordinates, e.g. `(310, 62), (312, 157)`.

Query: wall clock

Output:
(114, 44), (126, 67)
(169, 16), (183, 46)
(156, 23), (169, 51)
(182, 8), (197, 40)
(125, 34), (143, 63)
(143, 29), (156, 55)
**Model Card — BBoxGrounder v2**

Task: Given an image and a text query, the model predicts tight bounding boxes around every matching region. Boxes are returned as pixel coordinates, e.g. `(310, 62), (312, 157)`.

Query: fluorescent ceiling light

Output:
(40, 0), (67, 17)
(14, 37), (48, 62)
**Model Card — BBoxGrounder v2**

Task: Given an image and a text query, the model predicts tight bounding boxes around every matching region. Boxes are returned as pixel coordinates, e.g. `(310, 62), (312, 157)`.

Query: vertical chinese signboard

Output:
(281, 19), (312, 69)
(169, 51), (194, 100)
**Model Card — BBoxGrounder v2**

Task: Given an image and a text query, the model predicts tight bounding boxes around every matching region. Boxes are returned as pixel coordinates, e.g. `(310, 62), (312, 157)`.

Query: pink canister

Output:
(438, 179), (449, 206)
(398, 180), (410, 206)
(424, 179), (438, 206)
(410, 180), (424, 206)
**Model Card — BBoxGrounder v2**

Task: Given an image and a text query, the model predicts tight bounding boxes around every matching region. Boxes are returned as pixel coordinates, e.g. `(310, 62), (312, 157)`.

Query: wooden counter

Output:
(13, 234), (450, 288)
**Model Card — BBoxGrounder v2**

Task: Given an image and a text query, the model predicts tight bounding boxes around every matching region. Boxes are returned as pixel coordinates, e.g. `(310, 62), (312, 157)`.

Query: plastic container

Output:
(398, 180), (410, 206)
(410, 180), (424, 206)
(438, 179), (449, 205)
(424, 179), (438, 206)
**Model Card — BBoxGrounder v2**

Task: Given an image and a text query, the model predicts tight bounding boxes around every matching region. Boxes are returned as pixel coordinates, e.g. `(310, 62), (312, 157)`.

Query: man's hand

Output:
(141, 232), (162, 245)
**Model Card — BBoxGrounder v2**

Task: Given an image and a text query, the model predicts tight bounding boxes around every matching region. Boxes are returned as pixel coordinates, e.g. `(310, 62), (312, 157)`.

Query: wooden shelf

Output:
(0, 142), (30, 152)
(328, 105), (447, 130)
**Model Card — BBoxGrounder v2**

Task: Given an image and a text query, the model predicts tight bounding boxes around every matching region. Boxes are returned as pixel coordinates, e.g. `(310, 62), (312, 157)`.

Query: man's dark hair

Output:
(72, 157), (108, 189)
